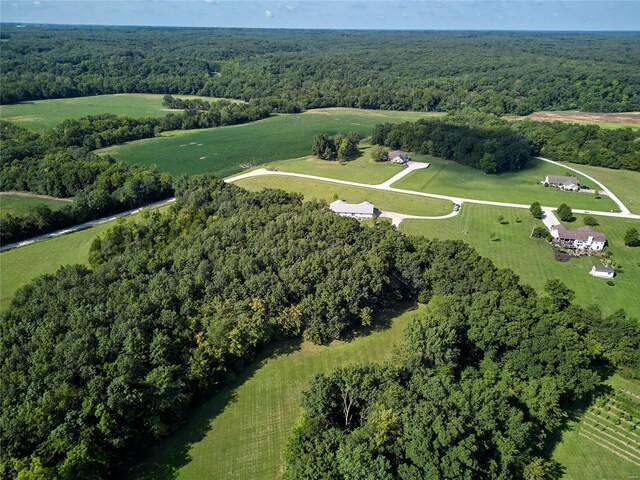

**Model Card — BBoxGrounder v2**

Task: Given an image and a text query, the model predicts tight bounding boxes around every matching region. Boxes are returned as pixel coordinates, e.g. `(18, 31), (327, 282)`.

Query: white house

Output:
(388, 150), (410, 164)
(550, 225), (606, 251)
(544, 175), (579, 191)
(329, 200), (375, 219)
(590, 266), (615, 279)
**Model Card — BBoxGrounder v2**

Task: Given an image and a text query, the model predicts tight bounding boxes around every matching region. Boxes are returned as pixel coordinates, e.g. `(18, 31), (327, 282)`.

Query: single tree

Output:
(624, 227), (639, 247)
(583, 215), (598, 226)
(497, 214), (505, 224)
(529, 202), (542, 219)
(556, 203), (573, 222)
(369, 145), (387, 162)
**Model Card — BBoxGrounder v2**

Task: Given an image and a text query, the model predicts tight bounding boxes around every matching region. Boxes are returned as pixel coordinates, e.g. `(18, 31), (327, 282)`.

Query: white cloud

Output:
(552, 12), (559, 17)
(285, 4), (294, 11)
(265, 9), (273, 17)
(33, 0), (42, 6)
(203, 0), (220, 4)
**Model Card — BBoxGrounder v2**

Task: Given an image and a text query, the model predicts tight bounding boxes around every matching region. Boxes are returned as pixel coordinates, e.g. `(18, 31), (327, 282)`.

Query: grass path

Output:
(129, 305), (422, 480)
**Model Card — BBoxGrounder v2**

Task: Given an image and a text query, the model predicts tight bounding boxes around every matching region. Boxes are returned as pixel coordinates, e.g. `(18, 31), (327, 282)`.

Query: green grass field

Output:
(129, 304), (422, 480)
(0, 94), (239, 132)
(552, 375), (640, 479)
(234, 175), (453, 217)
(393, 156), (618, 211)
(0, 223), (112, 309)
(97, 108), (442, 178)
(400, 206), (640, 318)
(563, 162), (640, 215)
(0, 193), (71, 216)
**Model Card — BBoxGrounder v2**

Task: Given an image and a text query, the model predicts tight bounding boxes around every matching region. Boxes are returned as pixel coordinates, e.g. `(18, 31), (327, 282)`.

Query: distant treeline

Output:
(2, 26), (639, 114)
(373, 113), (640, 172)
(1, 176), (637, 478)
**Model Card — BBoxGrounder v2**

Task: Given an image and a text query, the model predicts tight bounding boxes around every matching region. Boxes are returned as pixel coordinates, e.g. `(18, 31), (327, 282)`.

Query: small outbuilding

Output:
(590, 266), (615, 279)
(329, 200), (375, 219)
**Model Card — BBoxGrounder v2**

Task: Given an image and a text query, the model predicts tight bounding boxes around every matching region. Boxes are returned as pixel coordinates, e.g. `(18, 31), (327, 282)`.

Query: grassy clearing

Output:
(130, 304), (422, 480)
(234, 175), (453, 217)
(393, 156), (618, 211)
(400, 205), (640, 317)
(552, 375), (640, 480)
(0, 223), (112, 309)
(0, 193), (71, 216)
(0, 204), (171, 310)
(98, 108), (441, 178)
(0, 94), (238, 132)
(561, 162), (640, 215)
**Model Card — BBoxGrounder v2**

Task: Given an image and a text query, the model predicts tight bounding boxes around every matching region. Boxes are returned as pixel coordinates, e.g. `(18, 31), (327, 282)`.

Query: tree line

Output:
(2, 26), (639, 114)
(1, 176), (638, 478)
(373, 112), (640, 173)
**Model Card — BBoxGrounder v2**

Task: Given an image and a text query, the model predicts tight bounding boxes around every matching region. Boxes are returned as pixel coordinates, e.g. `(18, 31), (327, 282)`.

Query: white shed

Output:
(590, 266), (615, 279)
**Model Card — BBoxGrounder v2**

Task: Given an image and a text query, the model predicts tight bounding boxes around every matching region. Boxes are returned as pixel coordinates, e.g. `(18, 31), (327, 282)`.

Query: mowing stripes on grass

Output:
(130, 305), (423, 480)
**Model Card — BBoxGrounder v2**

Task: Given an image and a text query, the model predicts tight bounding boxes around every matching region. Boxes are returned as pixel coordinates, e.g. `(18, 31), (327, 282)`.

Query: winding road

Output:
(2, 158), (639, 252)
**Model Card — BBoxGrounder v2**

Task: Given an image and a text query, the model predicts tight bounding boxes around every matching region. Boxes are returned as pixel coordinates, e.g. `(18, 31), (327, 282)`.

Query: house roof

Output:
(546, 175), (579, 186)
(552, 225), (606, 242)
(388, 150), (408, 159)
(330, 200), (375, 215)
(592, 266), (615, 274)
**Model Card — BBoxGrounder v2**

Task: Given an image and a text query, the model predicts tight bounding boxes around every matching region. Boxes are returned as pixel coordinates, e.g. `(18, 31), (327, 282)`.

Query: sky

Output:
(1, 0), (639, 31)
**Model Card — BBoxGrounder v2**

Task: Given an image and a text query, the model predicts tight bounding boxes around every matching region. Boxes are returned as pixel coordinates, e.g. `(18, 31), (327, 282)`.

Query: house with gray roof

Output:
(550, 225), (606, 251)
(329, 200), (375, 219)
(388, 150), (410, 164)
(544, 175), (579, 191)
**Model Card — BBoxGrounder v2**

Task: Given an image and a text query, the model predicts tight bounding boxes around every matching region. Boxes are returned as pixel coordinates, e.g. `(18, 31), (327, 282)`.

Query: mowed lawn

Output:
(400, 205), (640, 317)
(393, 156), (618, 211)
(234, 175), (453, 217)
(97, 109), (442, 178)
(0, 94), (237, 132)
(551, 375), (640, 480)
(0, 193), (71, 216)
(129, 305), (422, 480)
(564, 162), (640, 215)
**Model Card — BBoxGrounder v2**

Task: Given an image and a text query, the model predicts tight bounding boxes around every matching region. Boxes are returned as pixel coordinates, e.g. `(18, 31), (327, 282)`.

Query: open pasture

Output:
(0, 192), (71, 216)
(97, 108), (441, 178)
(234, 175), (453, 217)
(0, 94), (237, 132)
(393, 155), (618, 211)
(400, 205), (640, 317)
(129, 305), (422, 480)
(519, 111), (640, 129)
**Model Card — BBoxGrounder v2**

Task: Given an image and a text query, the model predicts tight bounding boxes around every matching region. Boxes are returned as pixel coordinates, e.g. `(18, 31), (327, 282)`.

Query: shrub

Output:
(606, 280), (615, 286)
(583, 215), (598, 226)
(531, 226), (548, 238)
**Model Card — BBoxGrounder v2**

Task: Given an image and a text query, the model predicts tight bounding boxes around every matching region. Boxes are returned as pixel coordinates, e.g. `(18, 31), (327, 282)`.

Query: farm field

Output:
(97, 108), (442, 178)
(518, 111), (640, 129)
(0, 193), (71, 216)
(393, 155), (618, 211)
(400, 205), (640, 317)
(552, 375), (640, 479)
(129, 304), (422, 480)
(0, 94), (238, 131)
(234, 175), (453, 217)
(564, 162), (640, 215)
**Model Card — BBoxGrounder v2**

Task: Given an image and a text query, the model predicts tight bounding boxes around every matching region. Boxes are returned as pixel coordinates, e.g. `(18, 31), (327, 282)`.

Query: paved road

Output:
(0, 198), (176, 252)
(4, 158), (639, 252)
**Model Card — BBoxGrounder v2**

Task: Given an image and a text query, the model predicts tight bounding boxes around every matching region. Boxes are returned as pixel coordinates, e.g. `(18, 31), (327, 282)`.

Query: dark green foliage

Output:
(513, 121), (640, 171)
(531, 226), (548, 238)
(530, 201), (543, 219)
(624, 227), (639, 247)
(312, 133), (337, 160)
(583, 215), (599, 226)
(2, 27), (639, 114)
(2, 177), (638, 478)
(556, 203), (573, 222)
(312, 132), (360, 161)
(286, 285), (604, 479)
(373, 115), (531, 173)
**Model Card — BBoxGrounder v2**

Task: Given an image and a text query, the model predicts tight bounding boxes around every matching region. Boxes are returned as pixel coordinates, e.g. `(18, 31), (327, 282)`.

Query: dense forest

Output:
(1, 176), (638, 478)
(374, 113), (640, 172)
(2, 26), (640, 114)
